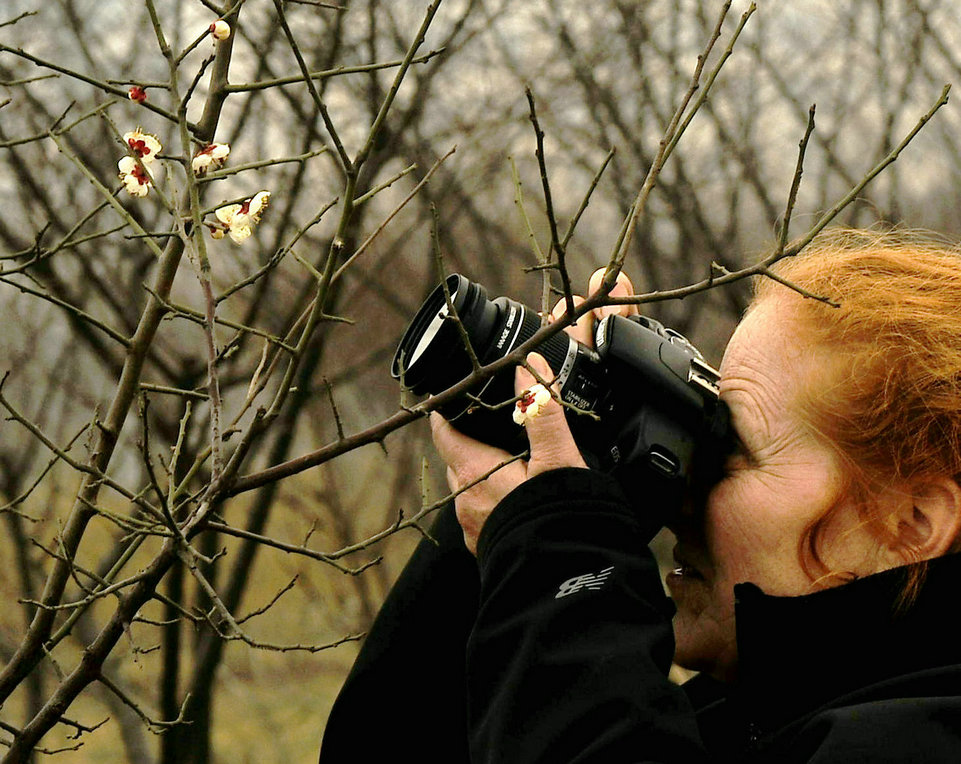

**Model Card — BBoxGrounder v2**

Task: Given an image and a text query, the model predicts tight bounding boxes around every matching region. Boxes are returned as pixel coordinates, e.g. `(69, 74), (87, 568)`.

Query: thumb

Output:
(515, 353), (586, 476)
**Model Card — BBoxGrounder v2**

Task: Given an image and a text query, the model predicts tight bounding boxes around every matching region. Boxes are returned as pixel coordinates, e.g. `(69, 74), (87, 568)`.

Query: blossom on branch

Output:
(118, 156), (152, 197)
(192, 142), (230, 176)
(128, 86), (147, 103)
(213, 191), (270, 243)
(123, 129), (162, 164)
(209, 20), (231, 41)
(512, 384), (552, 426)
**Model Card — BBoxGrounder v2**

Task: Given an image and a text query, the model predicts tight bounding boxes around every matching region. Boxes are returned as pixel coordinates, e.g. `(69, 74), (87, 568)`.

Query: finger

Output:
(431, 411), (478, 467)
(588, 267), (640, 319)
(432, 412), (528, 556)
(549, 294), (592, 346)
(430, 411), (515, 482)
(430, 410), (480, 471)
(517, 351), (559, 394)
(515, 354), (586, 476)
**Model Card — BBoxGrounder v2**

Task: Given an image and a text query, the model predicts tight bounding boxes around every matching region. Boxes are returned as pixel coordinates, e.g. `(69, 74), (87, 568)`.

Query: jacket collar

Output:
(731, 551), (961, 729)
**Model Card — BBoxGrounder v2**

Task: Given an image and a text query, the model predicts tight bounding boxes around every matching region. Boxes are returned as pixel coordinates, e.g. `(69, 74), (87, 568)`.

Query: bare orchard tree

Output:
(0, 0), (955, 760)
(0, 0), (492, 760)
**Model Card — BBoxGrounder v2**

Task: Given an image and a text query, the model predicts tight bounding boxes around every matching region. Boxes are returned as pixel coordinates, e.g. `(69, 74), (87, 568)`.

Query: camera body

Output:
(391, 274), (730, 508)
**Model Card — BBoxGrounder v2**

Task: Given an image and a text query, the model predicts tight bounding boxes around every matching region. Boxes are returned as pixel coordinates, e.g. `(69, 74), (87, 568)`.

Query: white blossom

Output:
(192, 142), (231, 175)
(213, 191), (270, 244)
(512, 384), (552, 425)
(122, 129), (162, 164)
(118, 156), (152, 197)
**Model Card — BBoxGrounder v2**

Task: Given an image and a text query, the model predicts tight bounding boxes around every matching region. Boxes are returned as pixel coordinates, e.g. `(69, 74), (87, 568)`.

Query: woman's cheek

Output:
(705, 472), (750, 531)
(704, 472), (774, 566)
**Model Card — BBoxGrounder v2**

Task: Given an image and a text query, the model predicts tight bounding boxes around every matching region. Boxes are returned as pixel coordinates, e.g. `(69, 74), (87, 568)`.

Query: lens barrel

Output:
(391, 275), (605, 454)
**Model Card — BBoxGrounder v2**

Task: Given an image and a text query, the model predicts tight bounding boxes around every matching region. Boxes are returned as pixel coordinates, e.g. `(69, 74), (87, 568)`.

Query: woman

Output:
(321, 230), (961, 762)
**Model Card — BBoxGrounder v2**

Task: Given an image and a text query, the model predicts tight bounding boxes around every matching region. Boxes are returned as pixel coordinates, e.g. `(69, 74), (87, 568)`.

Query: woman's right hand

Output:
(431, 266), (640, 554)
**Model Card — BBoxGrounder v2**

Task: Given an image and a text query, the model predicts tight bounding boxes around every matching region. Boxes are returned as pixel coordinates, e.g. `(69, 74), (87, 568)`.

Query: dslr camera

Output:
(391, 274), (730, 509)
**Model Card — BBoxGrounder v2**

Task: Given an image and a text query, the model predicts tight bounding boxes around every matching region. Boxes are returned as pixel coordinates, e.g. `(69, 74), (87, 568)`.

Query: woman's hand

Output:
(430, 268), (639, 554)
(431, 352), (585, 553)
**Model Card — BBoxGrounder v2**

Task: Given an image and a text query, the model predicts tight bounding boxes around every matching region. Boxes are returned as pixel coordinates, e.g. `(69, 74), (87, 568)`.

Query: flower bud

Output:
(209, 19), (231, 41)
(128, 86), (147, 103)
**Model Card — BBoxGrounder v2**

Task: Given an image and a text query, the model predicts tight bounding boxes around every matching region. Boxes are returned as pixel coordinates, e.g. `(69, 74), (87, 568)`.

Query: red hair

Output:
(754, 228), (961, 605)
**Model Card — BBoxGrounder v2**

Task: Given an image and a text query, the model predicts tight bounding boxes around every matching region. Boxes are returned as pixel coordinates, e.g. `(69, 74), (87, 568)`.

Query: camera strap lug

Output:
(688, 356), (720, 398)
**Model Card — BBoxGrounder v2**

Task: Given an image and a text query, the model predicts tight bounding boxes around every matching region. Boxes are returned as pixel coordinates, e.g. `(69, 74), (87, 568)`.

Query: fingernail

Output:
(526, 352), (548, 373)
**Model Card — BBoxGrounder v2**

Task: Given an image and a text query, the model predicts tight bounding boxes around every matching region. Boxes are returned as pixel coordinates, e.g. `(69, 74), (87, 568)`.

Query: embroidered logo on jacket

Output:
(555, 566), (614, 598)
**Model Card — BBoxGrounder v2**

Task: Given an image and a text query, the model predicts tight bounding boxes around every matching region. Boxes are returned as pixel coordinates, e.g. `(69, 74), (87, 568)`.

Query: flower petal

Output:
(215, 204), (241, 225)
(532, 386), (552, 407)
(122, 129), (162, 163)
(228, 223), (252, 244)
(123, 174), (150, 197)
(248, 190), (270, 220)
(192, 154), (212, 174)
(142, 134), (162, 157)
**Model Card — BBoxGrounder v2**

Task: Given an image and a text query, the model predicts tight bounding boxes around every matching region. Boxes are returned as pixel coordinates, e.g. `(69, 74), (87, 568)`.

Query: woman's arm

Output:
(319, 503), (478, 762)
(466, 467), (708, 763)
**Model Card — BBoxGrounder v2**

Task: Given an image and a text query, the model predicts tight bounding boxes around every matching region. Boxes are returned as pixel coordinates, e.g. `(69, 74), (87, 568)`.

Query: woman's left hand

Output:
(430, 352), (586, 554)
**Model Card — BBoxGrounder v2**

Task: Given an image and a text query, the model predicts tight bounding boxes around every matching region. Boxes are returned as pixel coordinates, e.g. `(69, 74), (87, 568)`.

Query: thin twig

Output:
(0, 43), (191, 130)
(332, 146), (456, 284)
(776, 104), (817, 255)
(526, 87), (574, 319)
(271, 0), (351, 173)
(430, 203), (481, 371)
(224, 51), (444, 93)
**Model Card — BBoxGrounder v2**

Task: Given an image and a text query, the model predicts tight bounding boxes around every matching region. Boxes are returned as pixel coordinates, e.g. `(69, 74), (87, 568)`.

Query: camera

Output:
(391, 274), (731, 508)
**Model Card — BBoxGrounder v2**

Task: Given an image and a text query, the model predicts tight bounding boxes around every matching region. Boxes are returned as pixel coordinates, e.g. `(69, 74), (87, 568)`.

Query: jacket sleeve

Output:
(467, 467), (709, 764)
(319, 503), (478, 763)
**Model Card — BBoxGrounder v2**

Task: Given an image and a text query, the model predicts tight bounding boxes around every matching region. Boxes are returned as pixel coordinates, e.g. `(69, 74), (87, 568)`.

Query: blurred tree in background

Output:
(0, 0), (958, 760)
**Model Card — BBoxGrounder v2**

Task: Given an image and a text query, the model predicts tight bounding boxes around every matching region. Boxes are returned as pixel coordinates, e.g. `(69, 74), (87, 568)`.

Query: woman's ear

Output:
(886, 477), (961, 563)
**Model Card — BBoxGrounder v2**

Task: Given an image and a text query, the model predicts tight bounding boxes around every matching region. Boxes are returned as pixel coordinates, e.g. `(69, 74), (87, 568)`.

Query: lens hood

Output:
(390, 274), (499, 395)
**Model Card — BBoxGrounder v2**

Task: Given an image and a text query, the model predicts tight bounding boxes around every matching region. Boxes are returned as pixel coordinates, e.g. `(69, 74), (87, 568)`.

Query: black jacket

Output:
(321, 468), (961, 762)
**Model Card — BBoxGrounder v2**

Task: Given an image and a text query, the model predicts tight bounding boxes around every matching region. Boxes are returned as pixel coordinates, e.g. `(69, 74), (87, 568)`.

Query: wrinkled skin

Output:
(432, 279), (961, 681)
(669, 294), (961, 680)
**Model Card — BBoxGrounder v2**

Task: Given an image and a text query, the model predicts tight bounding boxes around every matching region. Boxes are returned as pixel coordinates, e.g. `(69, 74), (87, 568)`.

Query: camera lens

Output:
(391, 275), (606, 454)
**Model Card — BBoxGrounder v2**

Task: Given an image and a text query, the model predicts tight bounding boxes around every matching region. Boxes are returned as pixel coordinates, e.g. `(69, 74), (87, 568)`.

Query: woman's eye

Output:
(723, 453), (744, 474)
(723, 435), (752, 472)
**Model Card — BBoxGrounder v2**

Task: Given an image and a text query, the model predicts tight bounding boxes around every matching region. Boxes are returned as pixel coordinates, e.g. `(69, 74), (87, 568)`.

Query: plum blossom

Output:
(117, 129), (161, 198)
(209, 20), (231, 40)
(192, 142), (230, 176)
(123, 129), (162, 164)
(512, 383), (552, 426)
(118, 156), (152, 197)
(128, 86), (147, 103)
(213, 191), (270, 244)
